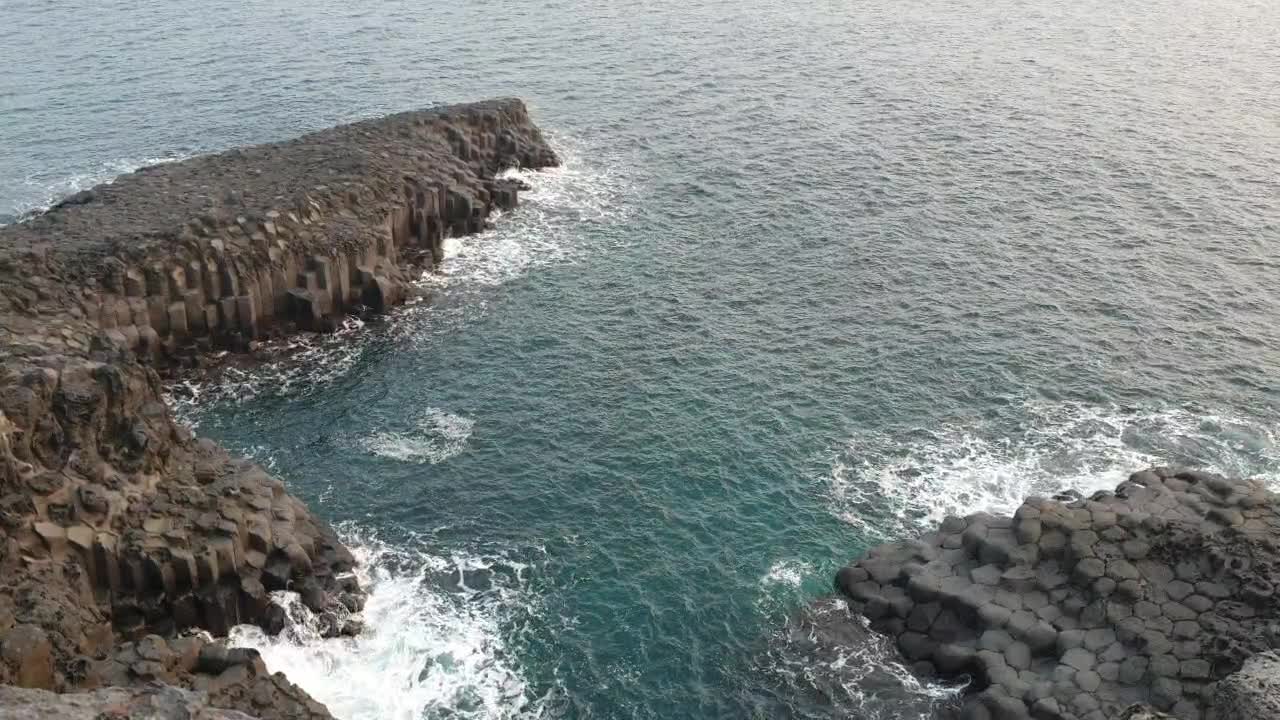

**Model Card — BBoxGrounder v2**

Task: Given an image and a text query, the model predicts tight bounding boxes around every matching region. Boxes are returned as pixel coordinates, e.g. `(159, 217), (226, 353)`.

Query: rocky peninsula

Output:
(835, 467), (1280, 720)
(0, 98), (558, 718)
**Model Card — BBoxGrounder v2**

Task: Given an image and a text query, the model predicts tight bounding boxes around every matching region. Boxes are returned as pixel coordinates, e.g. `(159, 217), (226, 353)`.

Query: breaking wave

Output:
(826, 401), (1280, 540)
(758, 598), (962, 720)
(228, 530), (549, 720)
(164, 134), (631, 415)
(418, 136), (633, 289)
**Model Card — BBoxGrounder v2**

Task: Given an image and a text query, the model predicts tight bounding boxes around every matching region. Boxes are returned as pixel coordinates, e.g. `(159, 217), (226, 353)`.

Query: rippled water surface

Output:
(4, 0), (1280, 717)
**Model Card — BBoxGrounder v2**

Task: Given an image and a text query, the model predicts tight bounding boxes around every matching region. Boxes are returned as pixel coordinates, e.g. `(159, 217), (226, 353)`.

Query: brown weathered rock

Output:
(0, 99), (558, 719)
(0, 98), (555, 358)
(0, 683), (259, 719)
(0, 625), (54, 690)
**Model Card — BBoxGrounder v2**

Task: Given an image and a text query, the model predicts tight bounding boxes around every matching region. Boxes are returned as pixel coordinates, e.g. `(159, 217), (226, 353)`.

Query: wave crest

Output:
(228, 530), (546, 720)
(826, 401), (1280, 540)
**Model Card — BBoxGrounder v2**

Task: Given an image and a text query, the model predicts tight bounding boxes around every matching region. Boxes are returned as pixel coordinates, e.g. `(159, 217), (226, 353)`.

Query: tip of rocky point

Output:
(834, 467), (1280, 720)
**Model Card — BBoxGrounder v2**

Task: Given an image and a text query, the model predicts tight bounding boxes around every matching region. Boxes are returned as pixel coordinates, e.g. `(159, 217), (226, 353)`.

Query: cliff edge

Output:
(835, 467), (1280, 720)
(0, 98), (558, 718)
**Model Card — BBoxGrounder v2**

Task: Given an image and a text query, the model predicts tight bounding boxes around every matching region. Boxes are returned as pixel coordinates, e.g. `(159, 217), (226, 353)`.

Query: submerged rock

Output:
(763, 598), (963, 719)
(833, 467), (1280, 719)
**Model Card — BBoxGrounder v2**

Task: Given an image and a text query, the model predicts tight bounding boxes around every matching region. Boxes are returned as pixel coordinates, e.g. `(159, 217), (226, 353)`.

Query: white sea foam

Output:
(361, 408), (475, 464)
(762, 598), (961, 720)
(826, 401), (1280, 540)
(228, 533), (544, 720)
(167, 136), (630, 413)
(417, 138), (633, 290)
(755, 559), (817, 616)
(761, 559), (812, 589)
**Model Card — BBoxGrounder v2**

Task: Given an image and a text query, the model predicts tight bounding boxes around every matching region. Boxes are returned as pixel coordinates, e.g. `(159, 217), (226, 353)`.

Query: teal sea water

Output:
(4, 0), (1280, 717)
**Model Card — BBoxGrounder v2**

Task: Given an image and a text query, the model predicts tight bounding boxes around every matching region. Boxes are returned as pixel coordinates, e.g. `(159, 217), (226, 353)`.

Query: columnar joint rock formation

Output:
(0, 98), (554, 359)
(835, 468), (1280, 720)
(0, 98), (558, 718)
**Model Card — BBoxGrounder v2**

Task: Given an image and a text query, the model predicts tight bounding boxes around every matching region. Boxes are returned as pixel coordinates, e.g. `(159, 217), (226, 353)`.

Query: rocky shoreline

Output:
(0, 98), (558, 718)
(834, 467), (1280, 720)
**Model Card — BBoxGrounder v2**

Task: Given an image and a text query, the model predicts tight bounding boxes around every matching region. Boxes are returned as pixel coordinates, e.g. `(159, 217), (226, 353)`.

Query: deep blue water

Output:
(4, 0), (1280, 718)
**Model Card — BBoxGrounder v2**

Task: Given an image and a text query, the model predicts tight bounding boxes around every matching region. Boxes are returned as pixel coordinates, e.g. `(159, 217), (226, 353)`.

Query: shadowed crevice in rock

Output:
(834, 467), (1280, 720)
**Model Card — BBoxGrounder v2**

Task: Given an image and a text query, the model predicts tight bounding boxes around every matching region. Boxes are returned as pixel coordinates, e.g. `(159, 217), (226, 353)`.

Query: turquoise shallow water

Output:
(5, 0), (1280, 717)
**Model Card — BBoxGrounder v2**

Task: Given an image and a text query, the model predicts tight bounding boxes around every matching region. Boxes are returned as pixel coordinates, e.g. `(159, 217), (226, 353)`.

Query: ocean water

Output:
(5, 0), (1280, 717)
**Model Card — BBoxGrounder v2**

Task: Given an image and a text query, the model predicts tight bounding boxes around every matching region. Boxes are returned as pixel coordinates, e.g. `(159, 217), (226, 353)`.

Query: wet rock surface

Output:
(834, 468), (1280, 720)
(0, 99), (558, 718)
(763, 597), (963, 719)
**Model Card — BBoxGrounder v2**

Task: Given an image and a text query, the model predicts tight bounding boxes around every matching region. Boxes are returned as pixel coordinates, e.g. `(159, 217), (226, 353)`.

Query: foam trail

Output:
(361, 408), (475, 464)
(228, 533), (542, 720)
(827, 401), (1280, 540)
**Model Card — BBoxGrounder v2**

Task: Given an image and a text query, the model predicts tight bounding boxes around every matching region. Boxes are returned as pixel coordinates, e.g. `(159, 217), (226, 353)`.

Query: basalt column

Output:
(0, 98), (558, 720)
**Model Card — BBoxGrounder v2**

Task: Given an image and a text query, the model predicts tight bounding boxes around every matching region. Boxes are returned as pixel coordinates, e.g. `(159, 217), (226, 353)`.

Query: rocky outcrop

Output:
(834, 468), (1280, 720)
(0, 98), (555, 360)
(1209, 650), (1280, 719)
(0, 98), (558, 718)
(0, 631), (328, 719)
(0, 683), (254, 719)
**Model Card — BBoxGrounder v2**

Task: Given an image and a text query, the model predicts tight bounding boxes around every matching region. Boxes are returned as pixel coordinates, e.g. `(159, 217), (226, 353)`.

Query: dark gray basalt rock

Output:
(834, 468), (1280, 720)
(0, 97), (556, 360)
(1210, 650), (1280, 719)
(762, 598), (964, 718)
(0, 99), (558, 719)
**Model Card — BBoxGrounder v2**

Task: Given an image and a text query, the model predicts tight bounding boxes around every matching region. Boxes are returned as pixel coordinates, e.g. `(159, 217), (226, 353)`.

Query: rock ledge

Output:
(0, 99), (558, 718)
(836, 467), (1280, 720)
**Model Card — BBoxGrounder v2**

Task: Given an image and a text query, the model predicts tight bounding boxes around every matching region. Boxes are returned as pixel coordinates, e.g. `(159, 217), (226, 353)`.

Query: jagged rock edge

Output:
(0, 98), (559, 719)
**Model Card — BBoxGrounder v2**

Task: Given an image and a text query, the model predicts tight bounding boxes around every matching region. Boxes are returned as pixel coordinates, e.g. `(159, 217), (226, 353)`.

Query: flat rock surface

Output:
(835, 467), (1280, 720)
(0, 98), (554, 280)
(0, 682), (256, 719)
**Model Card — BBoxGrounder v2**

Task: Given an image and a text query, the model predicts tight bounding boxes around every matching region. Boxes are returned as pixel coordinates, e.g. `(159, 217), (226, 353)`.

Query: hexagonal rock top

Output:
(834, 467), (1280, 720)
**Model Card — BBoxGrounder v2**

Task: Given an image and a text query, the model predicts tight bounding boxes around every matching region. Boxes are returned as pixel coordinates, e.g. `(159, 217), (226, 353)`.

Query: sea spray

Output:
(826, 401), (1280, 540)
(228, 532), (545, 720)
